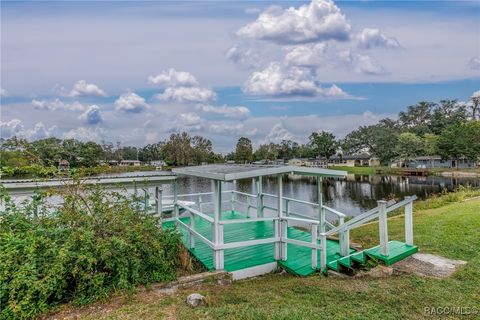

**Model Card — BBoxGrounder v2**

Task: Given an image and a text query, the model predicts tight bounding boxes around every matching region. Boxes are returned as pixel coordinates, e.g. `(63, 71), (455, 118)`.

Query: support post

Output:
(378, 200), (389, 256)
(320, 233), (327, 271)
(173, 180), (179, 221)
(231, 180), (236, 213)
(257, 176), (264, 218)
(143, 188), (149, 214)
(339, 216), (350, 256)
(317, 176), (325, 234)
(155, 186), (163, 220)
(212, 180), (224, 269)
(189, 210), (196, 249)
(311, 224), (318, 269)
(404, 196), (413, 245)
(285, 199), (289, 217)
(276, 174), (286, 261)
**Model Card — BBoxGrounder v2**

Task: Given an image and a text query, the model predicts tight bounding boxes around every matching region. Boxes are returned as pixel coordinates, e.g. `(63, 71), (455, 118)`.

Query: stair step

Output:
(337, 256), (352, 268)
(350, 251), (367, 264)
(327, 260), (339, 272)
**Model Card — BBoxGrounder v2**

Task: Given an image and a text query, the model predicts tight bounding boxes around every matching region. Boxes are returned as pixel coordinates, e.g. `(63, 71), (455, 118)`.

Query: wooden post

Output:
(317, 176), (325, 234)
(212, 180), (224, 269)
(155, 186), (163, 221)
(404, 196), (413, 245)
(320, 233), (327, 271)
(378, 200), (389, 256)
(257, 176), (264, 218)
(276, 174), (285, 261)
(339, 216), (350, 256)
(311, 224), (318, 269)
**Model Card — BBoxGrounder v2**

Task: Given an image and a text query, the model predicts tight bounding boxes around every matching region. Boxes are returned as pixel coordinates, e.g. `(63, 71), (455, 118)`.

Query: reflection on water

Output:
(171, 173), (479, 217)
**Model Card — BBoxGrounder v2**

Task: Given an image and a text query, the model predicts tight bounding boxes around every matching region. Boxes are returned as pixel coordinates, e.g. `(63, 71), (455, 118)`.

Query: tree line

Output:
(1, 96), (479, 171)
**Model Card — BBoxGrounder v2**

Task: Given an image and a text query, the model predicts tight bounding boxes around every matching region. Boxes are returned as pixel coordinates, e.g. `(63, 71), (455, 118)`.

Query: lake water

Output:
(3, 171), (479, 218)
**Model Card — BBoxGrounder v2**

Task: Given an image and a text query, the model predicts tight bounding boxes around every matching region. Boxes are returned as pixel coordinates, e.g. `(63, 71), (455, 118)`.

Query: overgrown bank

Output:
(0, 185), (182, 320)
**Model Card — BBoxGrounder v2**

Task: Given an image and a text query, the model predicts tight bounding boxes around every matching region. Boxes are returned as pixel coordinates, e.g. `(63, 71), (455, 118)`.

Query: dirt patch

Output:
(392, 253), (467, 278)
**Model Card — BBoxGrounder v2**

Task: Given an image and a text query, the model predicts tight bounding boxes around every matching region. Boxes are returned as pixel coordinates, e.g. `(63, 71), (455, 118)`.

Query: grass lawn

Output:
(49, 198), (480, 320)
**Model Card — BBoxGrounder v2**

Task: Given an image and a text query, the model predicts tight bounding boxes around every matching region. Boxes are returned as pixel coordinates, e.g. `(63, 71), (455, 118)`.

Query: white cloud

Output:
(178, 112), (203, 126)
(284, 43), (327, 67)
(243, 62), (348, 98)
(155, 86), (217, 103)
(259, 122), (295, 145)
(0, 119), (24, 138)
(78, 105), (103, 125)
(468, 57), (480, 70)
(54, 80), (107, 97)
(0, 119), (57, 140)
(115, 91), (149, 113)
(63, 127), (106, 141)
(196, 104), (251, 120)
(0, 88), (7, 97)
(338, 50), (386, 75)
(31, 98), (85, 111)
(225, 44), (260, 70)
(148, 68), (199, 87)
(207, 122), (245, 135)
(472, 90), (480, 98)
(356, 28), (400, 50)
(236, 0), (351, 44)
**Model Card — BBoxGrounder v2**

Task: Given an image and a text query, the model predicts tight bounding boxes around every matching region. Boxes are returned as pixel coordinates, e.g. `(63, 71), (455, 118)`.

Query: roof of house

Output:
(172, 164), (346, 181)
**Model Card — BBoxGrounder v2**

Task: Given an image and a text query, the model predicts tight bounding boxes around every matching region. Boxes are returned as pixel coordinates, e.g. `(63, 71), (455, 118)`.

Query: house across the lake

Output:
(120, 160), (142, 166)
(288, 155), (379, 168)
(58, 159), (70, 171)
(391, 156), (478, 169)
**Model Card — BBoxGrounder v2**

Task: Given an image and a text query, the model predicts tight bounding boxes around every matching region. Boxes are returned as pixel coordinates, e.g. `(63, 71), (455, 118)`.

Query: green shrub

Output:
(0, 184), (181, 319)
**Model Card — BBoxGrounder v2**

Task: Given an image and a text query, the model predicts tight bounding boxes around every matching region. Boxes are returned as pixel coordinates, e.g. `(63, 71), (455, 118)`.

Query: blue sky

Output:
(1, 0), (479, 152)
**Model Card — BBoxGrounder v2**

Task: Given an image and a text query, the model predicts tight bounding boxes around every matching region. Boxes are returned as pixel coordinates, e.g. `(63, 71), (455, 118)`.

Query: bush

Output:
(0, 184), (181, 319)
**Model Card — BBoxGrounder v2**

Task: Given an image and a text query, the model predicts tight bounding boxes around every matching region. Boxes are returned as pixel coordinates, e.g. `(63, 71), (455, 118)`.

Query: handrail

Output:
(219, 217), (278, 225)
(386, 195), (417, 213)
(164, 192), (213, 198)
(177, 203), (214, 223)
(322, 205), (346, 218)
(284, 216), (319, 225)
(263, 192), (320, 207)
(231, 190), (258, 198)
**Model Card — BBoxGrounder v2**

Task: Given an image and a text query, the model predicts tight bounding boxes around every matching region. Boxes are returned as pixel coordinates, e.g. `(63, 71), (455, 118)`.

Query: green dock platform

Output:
(163, 211), (418, 276)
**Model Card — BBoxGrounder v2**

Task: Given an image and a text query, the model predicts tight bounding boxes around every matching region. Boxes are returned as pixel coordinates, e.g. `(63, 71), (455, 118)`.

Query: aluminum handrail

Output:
(177, 203), (214, 223)
(322, 205), (346, 218)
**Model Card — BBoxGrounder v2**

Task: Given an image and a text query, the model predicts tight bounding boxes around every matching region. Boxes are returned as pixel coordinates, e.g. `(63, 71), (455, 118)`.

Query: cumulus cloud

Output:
(259, 122), (295, 144)
(115, 91), (149, 113)
(155, 87), (217, 103)
(196, 104), (251, 120)
(0, 119), (57, 140)
(207, 122), (245, 135)
(338, 50), (386, 75)
(54, 80), (107, 97)
(225, 44), (260, 70)
(63, 127), (106, 141)
(178, 112), (203, 126)
(0, 88), (7, 97)
(78, 105), (103, 125)
(243, 62), (348, 98)
(468, 57), (480, 70)
(284, 43), (327, 67)
(236, 0), (351, 44)
(148, 68), (199, 87)
(31, 98), (85, 111)
(356, 28), (400, 50)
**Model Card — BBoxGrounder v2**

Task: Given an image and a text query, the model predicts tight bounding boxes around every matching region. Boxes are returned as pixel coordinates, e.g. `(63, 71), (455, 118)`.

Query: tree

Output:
(422, 133), (439, 156)
(429, 100), (468, 134)
(438, 121), (480, 166)
(470, 91), (480, 120)
(30, 138), (63, 166)
(342, 124), (398, 165)
(61, 139), (84, 167)
(163, 132), (192, 166)
(397, 101), (435, 135)
(309, 131), (337, 160)
(395, 132), (423, 162)
(191, 136), (213, 165)
(254, 143), (278, 161)
(277, 140), (300, 160)
(235, 137), (253, 163)
(80, 141), (104, 167)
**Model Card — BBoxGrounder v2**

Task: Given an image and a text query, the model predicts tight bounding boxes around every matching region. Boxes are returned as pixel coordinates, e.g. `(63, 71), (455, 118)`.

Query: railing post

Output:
(285, 199), (289, 217)
(231, 180), (236, 213)
(339, 216), (350, 256)
(405, 196), (414, 245)
(317, 176), (325, 234)
(155, 186), (163, 221)
(173, 180), (179, 221)
(276, 174), (284, 260)
(320, 233), (327, 271)
(378, 200), (389, 256)
(311, 224), (318, 269)
(143, 188), (149, 214)
(212, 180), (224, 270)
(189, 210), (196, 249)
(257, 176), (264, 218)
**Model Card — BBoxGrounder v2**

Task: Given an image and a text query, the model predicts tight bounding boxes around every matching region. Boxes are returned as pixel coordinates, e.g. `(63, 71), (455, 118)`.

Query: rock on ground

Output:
(186, 293), (207, 308)
(393, 253), (467, 278)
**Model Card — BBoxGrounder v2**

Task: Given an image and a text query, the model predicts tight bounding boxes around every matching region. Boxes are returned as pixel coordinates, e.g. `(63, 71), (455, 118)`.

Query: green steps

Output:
(326, 240), (419, 274)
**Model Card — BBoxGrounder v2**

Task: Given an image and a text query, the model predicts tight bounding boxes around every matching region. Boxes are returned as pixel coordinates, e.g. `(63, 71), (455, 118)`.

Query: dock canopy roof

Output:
(172, 164), (347, 181)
